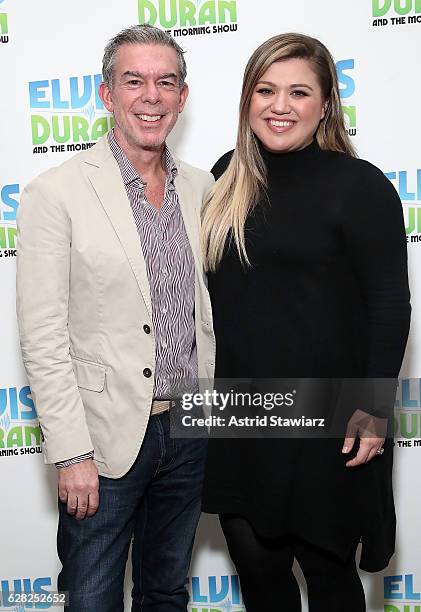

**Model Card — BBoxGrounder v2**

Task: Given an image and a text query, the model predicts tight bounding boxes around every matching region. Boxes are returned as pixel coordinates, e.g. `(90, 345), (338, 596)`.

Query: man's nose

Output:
(140, 81), (160, 104)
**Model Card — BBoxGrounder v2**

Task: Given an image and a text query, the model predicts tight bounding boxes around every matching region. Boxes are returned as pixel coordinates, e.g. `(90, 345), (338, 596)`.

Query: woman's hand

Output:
(342, 409), (387, 467)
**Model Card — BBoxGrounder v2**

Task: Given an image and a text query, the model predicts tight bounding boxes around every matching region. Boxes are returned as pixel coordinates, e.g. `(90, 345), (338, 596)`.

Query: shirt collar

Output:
(107, 128), (178, 188)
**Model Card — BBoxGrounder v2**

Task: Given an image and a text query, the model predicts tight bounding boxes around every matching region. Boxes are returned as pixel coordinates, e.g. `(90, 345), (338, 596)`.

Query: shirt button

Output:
(143, 324), (151, 334)
(143, 368), (152, 378)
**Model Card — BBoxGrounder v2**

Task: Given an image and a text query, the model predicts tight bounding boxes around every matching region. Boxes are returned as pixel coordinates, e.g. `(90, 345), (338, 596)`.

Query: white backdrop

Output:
(1, 1), (420, 610)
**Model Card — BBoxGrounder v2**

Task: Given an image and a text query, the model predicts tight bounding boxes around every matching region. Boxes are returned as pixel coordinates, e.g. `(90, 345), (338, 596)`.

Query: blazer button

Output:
(143, 324), (151, 334)
(143, 368), (152, 378)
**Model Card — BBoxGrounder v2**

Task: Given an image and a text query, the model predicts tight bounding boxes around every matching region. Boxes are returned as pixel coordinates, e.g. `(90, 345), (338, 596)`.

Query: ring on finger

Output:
(376, 448), (384, 455)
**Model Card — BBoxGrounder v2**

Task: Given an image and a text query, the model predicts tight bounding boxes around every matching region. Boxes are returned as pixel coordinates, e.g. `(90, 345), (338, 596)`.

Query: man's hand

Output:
(58, 459), (99, 519)
(342, 409), (387, 468)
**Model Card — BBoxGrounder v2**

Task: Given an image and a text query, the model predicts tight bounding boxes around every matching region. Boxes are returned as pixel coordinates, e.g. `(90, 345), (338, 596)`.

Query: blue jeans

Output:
(57, 411), (207, 611)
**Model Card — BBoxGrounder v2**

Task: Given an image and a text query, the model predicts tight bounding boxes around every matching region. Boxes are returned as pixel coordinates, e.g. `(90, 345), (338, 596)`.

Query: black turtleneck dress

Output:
(202, 141), (411, 572)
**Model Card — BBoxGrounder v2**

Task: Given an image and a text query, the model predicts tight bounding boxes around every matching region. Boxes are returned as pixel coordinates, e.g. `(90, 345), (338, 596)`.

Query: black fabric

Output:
(220, 514), (365, 612)
(202, 140), (411, 572)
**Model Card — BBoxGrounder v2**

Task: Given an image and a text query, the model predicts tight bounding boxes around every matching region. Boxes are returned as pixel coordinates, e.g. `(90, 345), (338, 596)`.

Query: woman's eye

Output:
(291, 90), (307, 97)
(257, 88), (272, 95)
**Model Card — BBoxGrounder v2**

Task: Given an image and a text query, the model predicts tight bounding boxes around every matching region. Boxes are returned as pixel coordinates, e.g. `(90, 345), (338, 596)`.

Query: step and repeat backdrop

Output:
(0, 1), (420, 610)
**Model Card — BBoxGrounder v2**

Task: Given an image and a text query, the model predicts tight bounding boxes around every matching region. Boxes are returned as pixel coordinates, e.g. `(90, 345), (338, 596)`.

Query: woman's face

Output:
(248, 57), (326, 153)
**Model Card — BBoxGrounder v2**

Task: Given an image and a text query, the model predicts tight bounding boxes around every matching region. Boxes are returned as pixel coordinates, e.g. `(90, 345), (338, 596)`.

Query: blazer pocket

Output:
(71, 357), (106, 392)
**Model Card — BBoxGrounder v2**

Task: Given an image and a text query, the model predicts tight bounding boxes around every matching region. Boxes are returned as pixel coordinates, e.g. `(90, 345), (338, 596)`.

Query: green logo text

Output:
(139, 0), (237, 27)
(373, 0), (421, 16)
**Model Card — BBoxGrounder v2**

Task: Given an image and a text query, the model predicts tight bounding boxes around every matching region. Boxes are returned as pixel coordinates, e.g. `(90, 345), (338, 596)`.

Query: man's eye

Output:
(160, 81), (175, 87)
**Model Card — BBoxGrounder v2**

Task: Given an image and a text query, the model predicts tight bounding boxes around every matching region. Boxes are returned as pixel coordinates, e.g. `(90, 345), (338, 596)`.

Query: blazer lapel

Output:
(175, 172), (203, 275)
(85, 146), (152, 317)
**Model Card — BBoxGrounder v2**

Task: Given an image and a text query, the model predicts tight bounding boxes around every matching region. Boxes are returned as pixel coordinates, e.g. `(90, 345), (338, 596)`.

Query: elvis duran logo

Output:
(188, 574), (244, 611)
(138, 0), (238, 38)
(393, 379), (421, 448)
(0, 183), (19, 258)
(372, 0), (421, 27)
(336, 59), (357, 137)
(28, 74), (114, 155)
(385, 169), (421, 244)
(384, 573), (421, 610)
(0, 386), (42, 458)
(0, 576), (53, 609)
(0, 0), (8, 44)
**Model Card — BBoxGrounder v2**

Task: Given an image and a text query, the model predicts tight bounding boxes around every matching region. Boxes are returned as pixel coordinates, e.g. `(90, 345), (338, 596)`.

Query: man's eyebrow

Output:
(158, 72), (178, 80)
(121, 70), (143, 79)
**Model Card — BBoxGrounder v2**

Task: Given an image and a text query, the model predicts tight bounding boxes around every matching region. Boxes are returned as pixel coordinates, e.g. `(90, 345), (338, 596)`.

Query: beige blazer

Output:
(16, 135), (215, 478)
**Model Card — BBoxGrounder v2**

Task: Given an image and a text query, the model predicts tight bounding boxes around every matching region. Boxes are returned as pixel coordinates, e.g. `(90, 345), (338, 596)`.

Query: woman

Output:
(201, 33), (410, 611)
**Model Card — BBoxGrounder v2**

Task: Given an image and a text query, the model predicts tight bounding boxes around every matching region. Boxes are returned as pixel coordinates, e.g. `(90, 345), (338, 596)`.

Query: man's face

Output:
(100, 43), (188, 153)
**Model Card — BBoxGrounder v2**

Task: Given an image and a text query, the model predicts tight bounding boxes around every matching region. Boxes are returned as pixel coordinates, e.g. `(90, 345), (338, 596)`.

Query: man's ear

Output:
(178, 83), (189, 114)
(99, 82), (113, 113)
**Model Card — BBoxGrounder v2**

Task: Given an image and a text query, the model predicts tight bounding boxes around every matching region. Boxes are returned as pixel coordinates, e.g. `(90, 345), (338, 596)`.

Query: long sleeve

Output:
(341, 159), (411, 378)
(16, 173), (93, 463)
(339, 160), (410, 419)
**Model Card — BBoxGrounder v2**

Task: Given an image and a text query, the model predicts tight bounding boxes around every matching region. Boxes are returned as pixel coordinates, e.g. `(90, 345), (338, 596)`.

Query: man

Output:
(16, 25), (215, 611)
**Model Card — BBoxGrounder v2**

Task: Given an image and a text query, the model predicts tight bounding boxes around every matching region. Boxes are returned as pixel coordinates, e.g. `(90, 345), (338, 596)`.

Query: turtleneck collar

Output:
(258, 138), (321, 168)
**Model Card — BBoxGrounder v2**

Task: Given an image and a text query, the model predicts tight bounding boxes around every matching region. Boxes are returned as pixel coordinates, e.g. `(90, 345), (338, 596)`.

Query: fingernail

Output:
(342, 446), (348, 453)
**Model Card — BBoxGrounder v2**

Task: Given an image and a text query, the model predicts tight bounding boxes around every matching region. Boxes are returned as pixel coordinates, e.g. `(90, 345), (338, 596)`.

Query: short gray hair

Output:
(102, 24), (187, 89)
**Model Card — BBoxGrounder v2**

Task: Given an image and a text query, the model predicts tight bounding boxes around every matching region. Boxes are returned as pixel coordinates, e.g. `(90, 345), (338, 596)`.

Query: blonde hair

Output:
(202, 33), (356, 272)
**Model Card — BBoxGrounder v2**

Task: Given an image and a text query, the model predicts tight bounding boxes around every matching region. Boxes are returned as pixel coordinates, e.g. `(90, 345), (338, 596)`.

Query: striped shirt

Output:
(108, 129), (197, 398)
(56, 131), (197, 468)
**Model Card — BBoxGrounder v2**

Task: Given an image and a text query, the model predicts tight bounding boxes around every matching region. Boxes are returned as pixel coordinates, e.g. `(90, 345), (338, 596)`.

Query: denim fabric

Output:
(57, 411), (207, 611)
